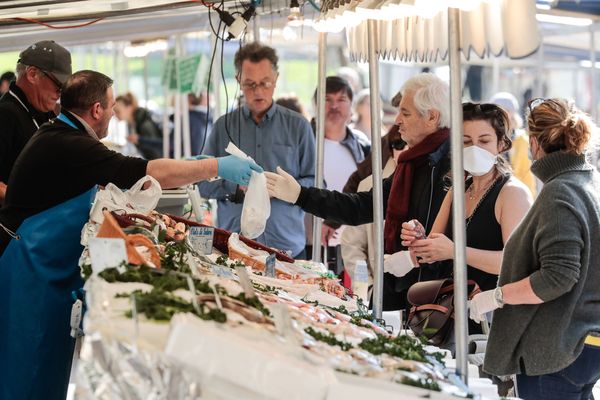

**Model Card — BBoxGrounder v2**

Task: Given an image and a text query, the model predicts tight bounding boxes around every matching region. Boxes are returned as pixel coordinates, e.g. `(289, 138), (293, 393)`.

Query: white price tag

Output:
(212, 265), (235, 279)
(188, 226), (214, 255)
(88, 237), (127, 274)
(265, 253), (276, 278)
(271, 303), (295, 340)
(234, 266), (256, 299)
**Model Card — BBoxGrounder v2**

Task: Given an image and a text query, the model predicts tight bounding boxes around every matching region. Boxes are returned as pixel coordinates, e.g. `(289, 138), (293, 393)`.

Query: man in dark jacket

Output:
(266, 73), (451, 311)
(0, 40), (72, 203)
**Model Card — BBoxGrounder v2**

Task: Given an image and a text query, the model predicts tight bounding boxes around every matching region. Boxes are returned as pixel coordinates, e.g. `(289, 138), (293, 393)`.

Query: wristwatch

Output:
(494, 286), (505, 308)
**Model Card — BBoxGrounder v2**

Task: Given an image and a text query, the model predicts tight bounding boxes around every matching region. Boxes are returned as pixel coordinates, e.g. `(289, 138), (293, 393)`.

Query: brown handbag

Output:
(407, 279), (481, 346)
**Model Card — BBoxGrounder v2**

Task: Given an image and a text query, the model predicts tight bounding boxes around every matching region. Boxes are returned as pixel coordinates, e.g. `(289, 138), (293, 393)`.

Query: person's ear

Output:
(529, 136), (538, 160)
(91, 102), (102, 120)
(427, 109), (440, 127)
(25, 67), (38, 84)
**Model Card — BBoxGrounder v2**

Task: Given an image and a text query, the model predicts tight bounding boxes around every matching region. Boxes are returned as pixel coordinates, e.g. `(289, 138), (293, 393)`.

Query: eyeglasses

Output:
(462, 102), (503, 117)
(40, 70), (62, 92)
(527, 97), (546, 126)
(241, 81), (275, 92)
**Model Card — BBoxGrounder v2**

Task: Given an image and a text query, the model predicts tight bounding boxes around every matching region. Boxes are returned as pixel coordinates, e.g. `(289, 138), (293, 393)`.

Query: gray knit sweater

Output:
(483, 151), (600, 376)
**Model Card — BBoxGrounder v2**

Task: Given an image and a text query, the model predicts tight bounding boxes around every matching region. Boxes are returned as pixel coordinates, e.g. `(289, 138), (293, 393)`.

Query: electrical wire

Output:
(188, 0), (219, 9)
(305, 0), (320, 11)
(208, 4), (229, 42)
(198, 15), (223, 155)
(220, 32), (235, 146)
(10, 17), (103, 29)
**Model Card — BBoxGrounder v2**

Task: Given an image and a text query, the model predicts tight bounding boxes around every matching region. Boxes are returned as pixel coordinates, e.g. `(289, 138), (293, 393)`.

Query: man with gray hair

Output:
(265, 73), (452, 311)
(0, 40), (72, 204)
(199, 42), (315, 259)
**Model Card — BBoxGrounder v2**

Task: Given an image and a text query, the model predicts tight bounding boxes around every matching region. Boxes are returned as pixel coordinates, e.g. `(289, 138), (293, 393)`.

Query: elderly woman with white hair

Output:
(265, 72), (453, 312)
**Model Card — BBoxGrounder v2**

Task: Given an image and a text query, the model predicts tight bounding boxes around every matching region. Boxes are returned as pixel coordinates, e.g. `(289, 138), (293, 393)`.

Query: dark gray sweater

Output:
(483, 151), (600, 376)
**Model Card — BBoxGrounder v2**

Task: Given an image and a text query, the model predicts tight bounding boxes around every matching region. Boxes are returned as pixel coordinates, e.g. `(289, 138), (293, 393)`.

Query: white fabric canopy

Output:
(342, 0), (540, 62)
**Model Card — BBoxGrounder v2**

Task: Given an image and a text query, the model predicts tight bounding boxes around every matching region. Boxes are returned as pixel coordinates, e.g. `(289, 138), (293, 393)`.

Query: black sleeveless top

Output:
(440, 174), (510, 292)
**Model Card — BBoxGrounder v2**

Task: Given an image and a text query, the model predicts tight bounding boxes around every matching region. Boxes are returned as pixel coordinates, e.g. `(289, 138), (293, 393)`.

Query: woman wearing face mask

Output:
(399, 103), (532, 300)
(469, 99), (600, 399)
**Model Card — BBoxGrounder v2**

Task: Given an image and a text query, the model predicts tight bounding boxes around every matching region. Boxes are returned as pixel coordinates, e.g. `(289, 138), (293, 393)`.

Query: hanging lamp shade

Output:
(318, 0), (540, 61)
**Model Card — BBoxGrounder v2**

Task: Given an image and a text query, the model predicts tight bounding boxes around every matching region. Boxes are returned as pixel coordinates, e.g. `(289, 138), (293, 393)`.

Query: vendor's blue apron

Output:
(0, 176), (96, 398)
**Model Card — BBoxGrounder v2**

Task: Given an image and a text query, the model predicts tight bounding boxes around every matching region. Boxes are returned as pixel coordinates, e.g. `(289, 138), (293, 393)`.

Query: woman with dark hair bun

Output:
(400, 103), (533, 300)
(471, 98), (600, 399)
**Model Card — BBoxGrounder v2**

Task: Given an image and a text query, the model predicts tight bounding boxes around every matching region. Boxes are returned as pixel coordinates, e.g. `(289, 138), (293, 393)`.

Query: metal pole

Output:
(179, 37), (192, 158)
(174, 35), (183, 159)
(448, 6), (468, 385)
(535, 41), (544, 98)
(367, 19), (384, 319)
(492, 58), (500, 99)
(311, 32), (327, 262)
(590, 25), (597, 122)
(143, 56), (150, 105)
(253, 14), (261, 42)
(162, 46), (170, 158)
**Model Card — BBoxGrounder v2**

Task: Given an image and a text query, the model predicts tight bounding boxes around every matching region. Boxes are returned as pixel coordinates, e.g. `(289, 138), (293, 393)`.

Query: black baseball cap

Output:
(18, 40), (72, 85)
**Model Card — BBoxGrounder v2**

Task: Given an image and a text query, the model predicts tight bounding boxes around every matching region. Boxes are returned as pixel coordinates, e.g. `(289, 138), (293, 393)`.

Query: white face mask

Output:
(463, 145), (497, 176)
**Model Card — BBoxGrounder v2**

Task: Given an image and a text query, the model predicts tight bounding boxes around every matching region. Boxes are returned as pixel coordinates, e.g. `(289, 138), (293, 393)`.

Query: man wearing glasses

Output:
(0, 40), (72, 204)
(199, 42), (315, 259)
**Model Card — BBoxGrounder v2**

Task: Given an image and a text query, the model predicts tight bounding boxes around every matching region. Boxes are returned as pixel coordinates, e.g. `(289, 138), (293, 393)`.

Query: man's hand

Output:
(127, 133), (139, 145)
(264, 167), (301, 204)
(216, 155), (263, 186)
(321, 224), (339, 246)
(0, 181), (6, 204)
(383, 250), (418, 277)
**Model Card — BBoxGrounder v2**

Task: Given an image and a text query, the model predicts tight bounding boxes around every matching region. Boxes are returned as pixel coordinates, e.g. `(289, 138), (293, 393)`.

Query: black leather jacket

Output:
(296, 139), (451, 311)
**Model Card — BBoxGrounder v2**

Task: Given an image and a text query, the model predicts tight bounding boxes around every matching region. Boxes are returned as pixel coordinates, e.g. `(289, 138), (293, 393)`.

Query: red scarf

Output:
(384, 128), (449, 253)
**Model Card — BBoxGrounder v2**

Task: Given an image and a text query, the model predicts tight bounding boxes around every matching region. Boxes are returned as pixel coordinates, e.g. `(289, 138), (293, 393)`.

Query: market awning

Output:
(315, 0), (540, 62)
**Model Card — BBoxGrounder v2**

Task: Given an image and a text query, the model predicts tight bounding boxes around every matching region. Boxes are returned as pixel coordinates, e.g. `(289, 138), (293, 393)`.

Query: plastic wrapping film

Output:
(75, 333), (202, 400)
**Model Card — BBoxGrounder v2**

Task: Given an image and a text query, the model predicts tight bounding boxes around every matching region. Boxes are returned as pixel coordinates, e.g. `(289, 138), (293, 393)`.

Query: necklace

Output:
(467, 173), (497, 201)
(466, 176), (502, 229)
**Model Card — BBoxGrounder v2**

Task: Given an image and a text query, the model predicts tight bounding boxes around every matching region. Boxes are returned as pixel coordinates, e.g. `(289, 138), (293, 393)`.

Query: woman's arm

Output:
(502, 277), (543, 305)
(410, 177), (532, 274)
(430, 189), (452, 234)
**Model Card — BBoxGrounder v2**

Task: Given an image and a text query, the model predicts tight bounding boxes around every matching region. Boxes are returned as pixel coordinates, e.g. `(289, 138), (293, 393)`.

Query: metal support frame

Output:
(311, 32), (327, 262)
(174, 35), (183, 160)
(448, 7), (469, 385)
(590, 25), (597, 122)
(367, 19), (384, 319)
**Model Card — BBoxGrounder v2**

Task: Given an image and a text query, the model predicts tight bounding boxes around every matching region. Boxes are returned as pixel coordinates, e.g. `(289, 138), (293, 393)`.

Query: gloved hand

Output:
(264, 167), (301, 204)
(469, 288), (502, 323)
(216, 155), (263, 186)
(383, 250), (417, 277)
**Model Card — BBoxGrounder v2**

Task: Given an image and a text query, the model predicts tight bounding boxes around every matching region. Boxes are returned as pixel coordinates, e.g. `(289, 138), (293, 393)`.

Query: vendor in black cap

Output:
(0, 40), (72, 204)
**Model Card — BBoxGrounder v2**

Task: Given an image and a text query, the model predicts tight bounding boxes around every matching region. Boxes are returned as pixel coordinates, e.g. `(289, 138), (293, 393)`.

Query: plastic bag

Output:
(225, 142), (270, 239)
(89, 175), (162, 224)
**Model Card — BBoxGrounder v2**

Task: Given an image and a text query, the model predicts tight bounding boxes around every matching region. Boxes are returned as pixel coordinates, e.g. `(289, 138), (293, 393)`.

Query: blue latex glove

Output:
(217, 155), (263, 186)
